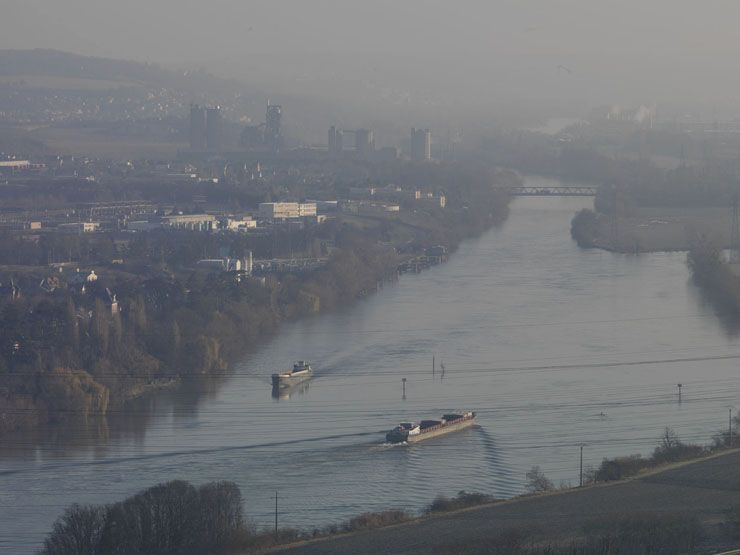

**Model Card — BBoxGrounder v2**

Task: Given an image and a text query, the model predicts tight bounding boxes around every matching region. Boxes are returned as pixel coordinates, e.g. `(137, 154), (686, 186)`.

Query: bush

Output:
(652, 427), (706, 464)
(427, 491), (495, 513)
(594, 454), (650, 482)
(595, 429), (708, 482)
(342, 510), (411, 531)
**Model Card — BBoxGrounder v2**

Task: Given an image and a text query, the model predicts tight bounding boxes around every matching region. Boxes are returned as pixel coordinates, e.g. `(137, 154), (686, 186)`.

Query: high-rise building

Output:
(328, 126), (344, 155)
(265, 102), (282, 153)
(355, 129), (374, 155)
(328, 126), (338, 154)
(206, 106), (223, 150)
(189, 104), (207, 150)
(410, 128), (432, 161)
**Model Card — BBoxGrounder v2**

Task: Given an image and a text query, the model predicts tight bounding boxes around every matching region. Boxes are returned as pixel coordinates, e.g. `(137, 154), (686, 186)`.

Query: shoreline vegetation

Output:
(687, 241), (740, 318)
(40, 427), (740, 555)
(478, 135), (740, 254)
(0, 163), (514, 436)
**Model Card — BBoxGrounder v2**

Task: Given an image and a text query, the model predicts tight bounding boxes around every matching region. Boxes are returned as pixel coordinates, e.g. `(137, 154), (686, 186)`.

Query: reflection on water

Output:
(686, 275), (740, 339)
(5, 187), (740, 553)
(273, 381), (311, 401)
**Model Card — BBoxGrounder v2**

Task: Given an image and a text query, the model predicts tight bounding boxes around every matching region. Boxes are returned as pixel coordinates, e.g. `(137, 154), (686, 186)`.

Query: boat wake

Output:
(376, 441), (409, 449)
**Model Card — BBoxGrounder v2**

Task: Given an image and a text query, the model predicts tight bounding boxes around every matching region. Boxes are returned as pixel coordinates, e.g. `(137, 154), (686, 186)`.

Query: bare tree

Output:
(660, 427), (680, 450)
(41, 503), (105, 555)
(100, 480), (199, 554)
(525, 465), (554, 493)
(195, 481), (244, 551)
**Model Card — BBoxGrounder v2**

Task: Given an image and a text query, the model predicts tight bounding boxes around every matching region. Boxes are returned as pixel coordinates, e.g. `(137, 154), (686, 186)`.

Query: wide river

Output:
(4, 177), (740, 552)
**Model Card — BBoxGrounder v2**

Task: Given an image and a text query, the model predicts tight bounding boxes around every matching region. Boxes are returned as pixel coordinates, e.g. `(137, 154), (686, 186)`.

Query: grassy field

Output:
(273, 449), (740, 554)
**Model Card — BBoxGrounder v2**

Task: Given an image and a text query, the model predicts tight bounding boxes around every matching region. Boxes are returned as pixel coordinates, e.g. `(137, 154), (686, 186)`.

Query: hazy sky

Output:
(4, 1), (740, 119)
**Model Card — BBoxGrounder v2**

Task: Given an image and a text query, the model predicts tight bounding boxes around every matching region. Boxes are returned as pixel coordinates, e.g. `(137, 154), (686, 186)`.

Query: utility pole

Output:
(579, 444), (584, 487)
(732, 193), (740, 262)
(677, 383), (682, 404)
(274, 491), (278, 542)
(730, 408), (734, 448)
(402, 378), (407, 400)
(611, 186), (620, 247)
(432, 356), (435, 377)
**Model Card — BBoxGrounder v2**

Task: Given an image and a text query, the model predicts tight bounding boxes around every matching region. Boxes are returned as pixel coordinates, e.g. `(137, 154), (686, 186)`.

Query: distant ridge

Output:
(0, 49), (241, 94)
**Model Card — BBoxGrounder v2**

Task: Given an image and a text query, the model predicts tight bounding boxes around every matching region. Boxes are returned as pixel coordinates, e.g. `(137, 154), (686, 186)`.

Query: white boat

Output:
(272, 361), (313, 389)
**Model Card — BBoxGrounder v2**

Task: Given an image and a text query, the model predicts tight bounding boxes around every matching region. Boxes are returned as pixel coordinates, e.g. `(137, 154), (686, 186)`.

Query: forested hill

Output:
(0, 49), (241, 94)
(0, 50), (237, 90)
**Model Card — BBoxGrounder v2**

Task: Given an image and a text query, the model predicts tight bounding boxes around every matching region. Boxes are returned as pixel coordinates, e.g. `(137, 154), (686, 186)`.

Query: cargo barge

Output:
(271, 361), (313, 389)
(385, 412), (476, 443)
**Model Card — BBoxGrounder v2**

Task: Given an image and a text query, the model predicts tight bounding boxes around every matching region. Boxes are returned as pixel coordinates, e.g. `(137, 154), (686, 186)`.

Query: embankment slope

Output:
(273, 449), (740, 554)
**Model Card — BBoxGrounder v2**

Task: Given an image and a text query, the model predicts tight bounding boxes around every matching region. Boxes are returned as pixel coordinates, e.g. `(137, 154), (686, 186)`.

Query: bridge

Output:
(503, 186), (597, 197)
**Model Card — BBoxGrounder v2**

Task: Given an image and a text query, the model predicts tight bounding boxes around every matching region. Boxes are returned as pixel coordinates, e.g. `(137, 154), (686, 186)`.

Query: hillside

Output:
(0, 49), (241, 94)
(275, 449), (740, 554)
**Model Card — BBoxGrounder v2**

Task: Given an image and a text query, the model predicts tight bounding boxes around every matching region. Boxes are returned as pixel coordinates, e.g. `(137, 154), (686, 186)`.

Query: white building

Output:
(299, 203), (317, 217)
(58, 222), (101, 234)
(221, 217), (257, 231)
(259, 202), (299, 220)
(258, 202), (317, 220)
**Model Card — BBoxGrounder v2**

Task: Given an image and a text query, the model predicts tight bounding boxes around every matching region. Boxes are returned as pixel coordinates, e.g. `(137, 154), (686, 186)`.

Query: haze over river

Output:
(4, 177), (740, 552)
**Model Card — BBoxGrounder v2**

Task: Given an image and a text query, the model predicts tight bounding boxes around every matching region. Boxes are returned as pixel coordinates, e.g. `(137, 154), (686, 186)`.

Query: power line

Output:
(9, 348), (740, 382)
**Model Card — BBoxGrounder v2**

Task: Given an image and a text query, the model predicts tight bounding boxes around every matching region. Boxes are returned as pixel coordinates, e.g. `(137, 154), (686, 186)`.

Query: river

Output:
(3, 178), (740, 552)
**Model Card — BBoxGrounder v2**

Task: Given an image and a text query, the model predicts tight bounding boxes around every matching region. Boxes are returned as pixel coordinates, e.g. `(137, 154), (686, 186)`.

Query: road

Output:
(272, 449), (740, 554)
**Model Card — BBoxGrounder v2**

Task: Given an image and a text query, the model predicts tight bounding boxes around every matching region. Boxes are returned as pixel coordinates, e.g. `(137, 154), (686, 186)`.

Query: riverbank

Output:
(273, 447), (740, 554)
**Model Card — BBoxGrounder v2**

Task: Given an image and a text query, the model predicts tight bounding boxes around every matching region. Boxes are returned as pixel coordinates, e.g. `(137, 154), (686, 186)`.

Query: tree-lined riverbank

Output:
(0, 165), (514, 435)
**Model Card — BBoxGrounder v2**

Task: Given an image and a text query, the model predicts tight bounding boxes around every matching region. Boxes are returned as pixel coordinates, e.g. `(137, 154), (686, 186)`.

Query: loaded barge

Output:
(385, 412), (476, 444)
(272, 361), (313, 389)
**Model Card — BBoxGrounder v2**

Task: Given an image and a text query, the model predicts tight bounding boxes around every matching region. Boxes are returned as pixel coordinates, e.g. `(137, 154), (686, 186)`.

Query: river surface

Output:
(4, 177), (740, 552)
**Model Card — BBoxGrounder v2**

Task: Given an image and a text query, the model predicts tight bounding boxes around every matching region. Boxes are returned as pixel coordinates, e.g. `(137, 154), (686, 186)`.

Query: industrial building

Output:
(0, 160), (31, 174)
(161, 214), (218, 231)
